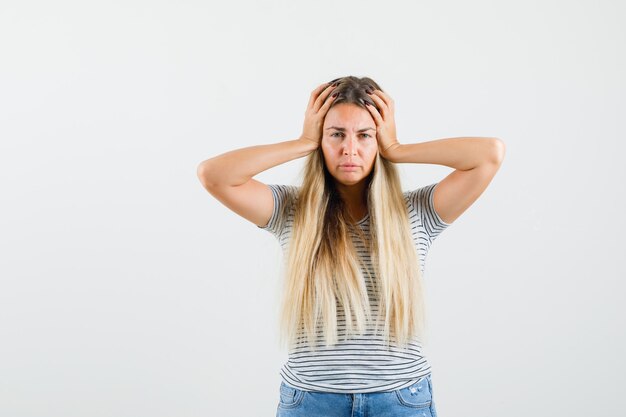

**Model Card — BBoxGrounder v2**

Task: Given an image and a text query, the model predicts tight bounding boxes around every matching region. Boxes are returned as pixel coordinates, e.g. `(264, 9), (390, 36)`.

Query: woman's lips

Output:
(339, 165), (359, 171)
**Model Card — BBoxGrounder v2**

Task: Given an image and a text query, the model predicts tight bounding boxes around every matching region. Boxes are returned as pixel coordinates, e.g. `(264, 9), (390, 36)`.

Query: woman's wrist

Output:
(297, 136), (320, 152)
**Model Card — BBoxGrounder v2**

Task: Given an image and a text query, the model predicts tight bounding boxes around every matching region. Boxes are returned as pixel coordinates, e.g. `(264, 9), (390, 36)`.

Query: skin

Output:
(197, 80), (505, 230)
(321, 103), (379, 221)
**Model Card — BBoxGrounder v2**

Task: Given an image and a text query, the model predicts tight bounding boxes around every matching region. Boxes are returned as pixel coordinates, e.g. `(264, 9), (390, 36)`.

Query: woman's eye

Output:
(330, 133), (371, 138)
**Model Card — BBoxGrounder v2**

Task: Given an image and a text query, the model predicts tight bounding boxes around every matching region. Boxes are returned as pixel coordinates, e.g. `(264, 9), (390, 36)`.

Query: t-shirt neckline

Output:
(356, 213), (369, 225)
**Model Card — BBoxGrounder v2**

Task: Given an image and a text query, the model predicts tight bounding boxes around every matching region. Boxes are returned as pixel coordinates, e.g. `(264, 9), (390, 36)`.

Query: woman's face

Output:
(321, 103), (378, 187)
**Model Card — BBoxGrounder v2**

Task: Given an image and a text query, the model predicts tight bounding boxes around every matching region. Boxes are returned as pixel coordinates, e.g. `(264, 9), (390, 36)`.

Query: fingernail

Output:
(332, 92), (338, 97)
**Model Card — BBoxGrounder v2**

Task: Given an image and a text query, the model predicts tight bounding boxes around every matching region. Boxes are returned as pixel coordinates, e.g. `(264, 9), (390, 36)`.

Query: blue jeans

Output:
(276, 374), (438, 417)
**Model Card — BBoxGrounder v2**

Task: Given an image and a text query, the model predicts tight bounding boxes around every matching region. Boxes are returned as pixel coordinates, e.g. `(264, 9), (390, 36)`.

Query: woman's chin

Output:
(333, 176), (366, 187)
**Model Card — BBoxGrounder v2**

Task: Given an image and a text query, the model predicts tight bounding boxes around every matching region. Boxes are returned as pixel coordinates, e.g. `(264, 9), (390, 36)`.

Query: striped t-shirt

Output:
(258, 182), (450, 394)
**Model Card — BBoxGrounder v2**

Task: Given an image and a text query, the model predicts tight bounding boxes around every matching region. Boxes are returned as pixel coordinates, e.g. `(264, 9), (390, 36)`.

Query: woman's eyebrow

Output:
(325, 126), (375, 132)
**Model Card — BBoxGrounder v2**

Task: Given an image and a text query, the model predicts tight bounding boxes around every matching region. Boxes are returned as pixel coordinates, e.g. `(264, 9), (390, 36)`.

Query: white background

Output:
(1, 1), (624, 416)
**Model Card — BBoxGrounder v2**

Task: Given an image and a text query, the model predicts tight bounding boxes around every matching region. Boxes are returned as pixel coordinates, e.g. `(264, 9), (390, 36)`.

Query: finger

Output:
(363, 99), (383, 126)
(319, 90), (338, 114)
(366, 93), (387, 119)
(307, 82), (332, 108)
(313, 84), (337, 113)
(307, 82), (332, 109)
(368, 89), (394, 112)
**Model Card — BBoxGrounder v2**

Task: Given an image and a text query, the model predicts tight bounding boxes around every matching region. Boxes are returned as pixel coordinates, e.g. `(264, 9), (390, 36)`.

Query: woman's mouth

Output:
(339, 164), (359, 171)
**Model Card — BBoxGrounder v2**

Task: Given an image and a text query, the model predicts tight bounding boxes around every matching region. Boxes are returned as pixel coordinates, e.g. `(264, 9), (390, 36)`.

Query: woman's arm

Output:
(362, 86), (506, 225)
(384, 137), (506, 225)
(196, 138), (317, 228)
(196, 81), (337, 228)
(197, 138), (317, 188)
(381, 136), (504, 168)
(198, 81), (336, 187)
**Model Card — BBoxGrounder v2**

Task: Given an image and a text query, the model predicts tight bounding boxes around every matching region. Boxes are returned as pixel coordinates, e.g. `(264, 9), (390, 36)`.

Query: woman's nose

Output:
(343, 137), (357, 155)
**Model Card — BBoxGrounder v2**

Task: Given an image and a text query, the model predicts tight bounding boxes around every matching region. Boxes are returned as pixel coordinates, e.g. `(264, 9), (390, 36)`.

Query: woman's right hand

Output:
(299, 81), (338, 147)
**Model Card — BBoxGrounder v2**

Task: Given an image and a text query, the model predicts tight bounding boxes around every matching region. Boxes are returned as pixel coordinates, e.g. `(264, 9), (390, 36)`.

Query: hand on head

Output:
(299, 81), (339, 147)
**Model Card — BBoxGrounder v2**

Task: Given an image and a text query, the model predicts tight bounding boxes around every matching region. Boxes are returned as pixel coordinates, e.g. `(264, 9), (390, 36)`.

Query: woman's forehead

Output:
(324, 104), (374, 127)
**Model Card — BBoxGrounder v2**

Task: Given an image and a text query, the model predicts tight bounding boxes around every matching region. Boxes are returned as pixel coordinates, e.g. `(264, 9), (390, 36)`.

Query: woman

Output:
(197, 76), (505, 416)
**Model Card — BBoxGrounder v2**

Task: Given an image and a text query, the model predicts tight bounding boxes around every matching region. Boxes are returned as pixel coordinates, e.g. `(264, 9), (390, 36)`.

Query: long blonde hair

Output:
(277, 76), (426, 352)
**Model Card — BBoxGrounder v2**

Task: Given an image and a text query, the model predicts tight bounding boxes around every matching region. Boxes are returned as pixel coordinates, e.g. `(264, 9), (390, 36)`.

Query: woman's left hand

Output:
(363, 88), (401, 158)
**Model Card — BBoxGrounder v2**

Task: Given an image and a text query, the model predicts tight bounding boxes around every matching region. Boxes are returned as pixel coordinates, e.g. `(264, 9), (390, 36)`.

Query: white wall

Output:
(1, 0), (624, 416)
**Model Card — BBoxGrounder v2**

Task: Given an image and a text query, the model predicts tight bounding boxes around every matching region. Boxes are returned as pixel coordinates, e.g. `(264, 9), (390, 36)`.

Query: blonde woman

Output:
(197, 76), (505, 416)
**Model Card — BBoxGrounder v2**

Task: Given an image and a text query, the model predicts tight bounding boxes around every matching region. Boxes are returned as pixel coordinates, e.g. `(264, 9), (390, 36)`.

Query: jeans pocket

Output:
(427, 374), (438, 417)
(278, 381), (305, 409)
(394, 376), (432, 409)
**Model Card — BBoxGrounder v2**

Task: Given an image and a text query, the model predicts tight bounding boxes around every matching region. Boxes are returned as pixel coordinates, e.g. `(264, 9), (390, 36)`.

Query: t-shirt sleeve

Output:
(407, 182), (451, 243)
(257, 183), (297, 238)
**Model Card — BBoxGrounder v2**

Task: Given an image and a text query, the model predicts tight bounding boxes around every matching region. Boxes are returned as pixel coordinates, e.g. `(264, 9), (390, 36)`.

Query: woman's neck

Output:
(335, 181), (368, 222)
